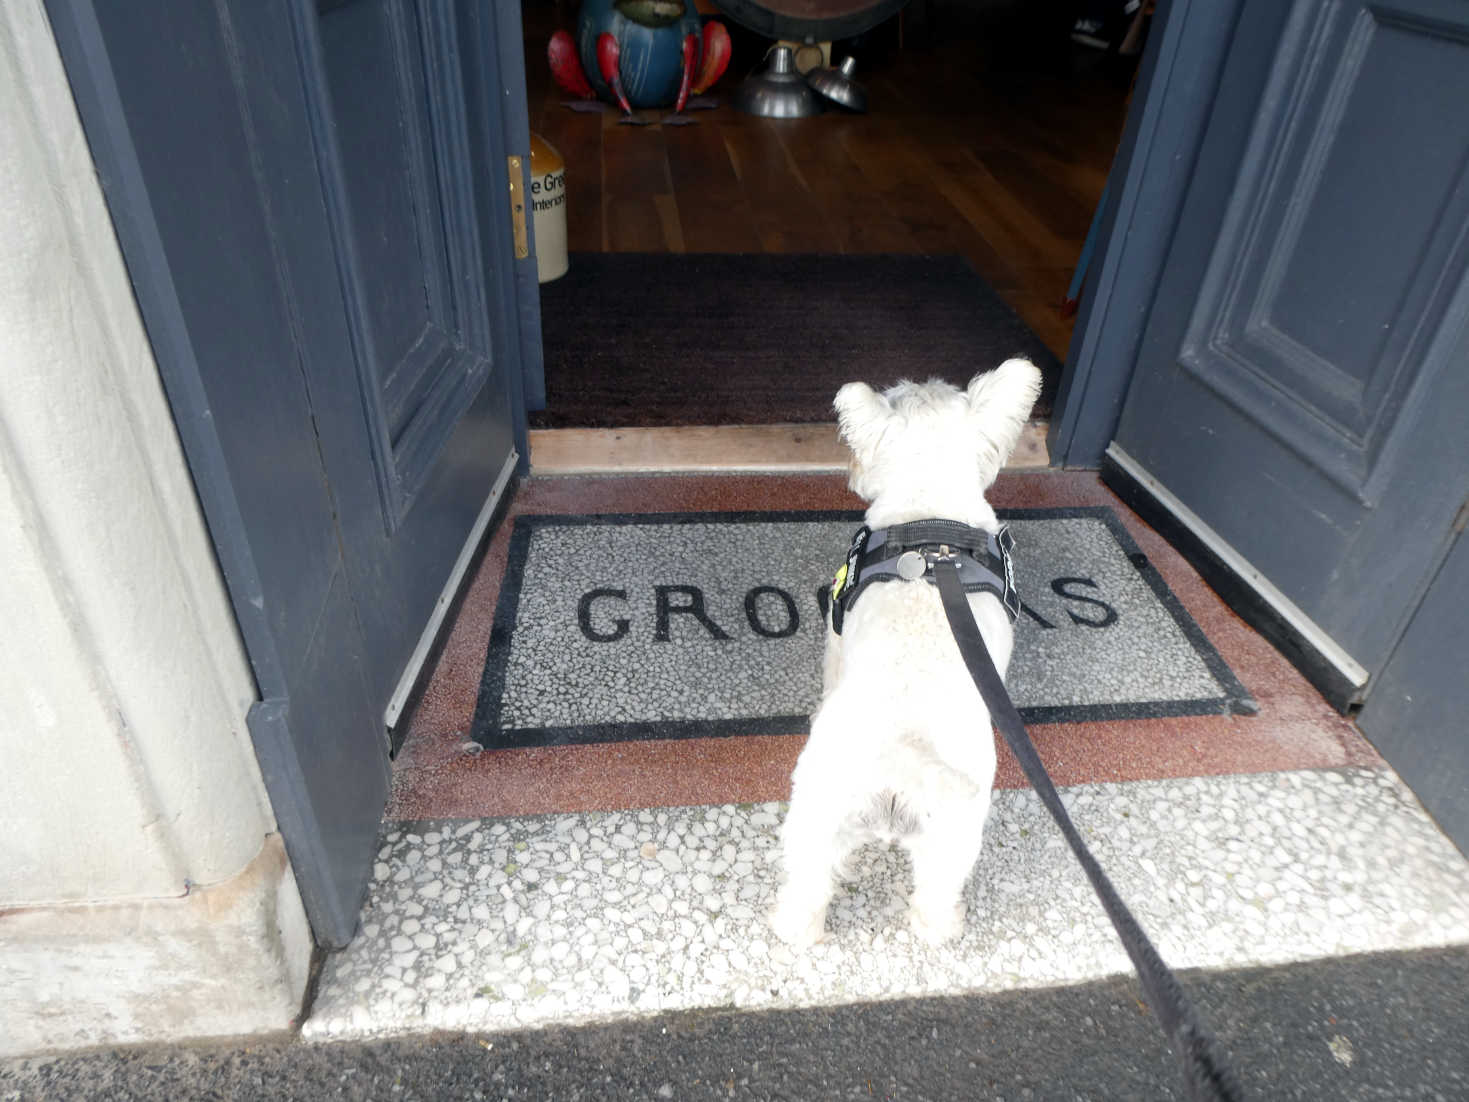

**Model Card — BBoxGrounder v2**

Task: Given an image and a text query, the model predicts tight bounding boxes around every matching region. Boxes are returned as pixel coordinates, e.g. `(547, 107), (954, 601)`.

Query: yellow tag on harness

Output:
(831, 562), (849, 599)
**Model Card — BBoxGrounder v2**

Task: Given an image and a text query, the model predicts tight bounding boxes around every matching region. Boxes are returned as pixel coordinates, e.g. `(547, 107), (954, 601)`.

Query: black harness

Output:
(824, 519), (1019, 634)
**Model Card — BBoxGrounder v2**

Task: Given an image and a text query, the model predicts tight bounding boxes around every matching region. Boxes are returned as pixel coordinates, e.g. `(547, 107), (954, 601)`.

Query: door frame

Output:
(43, 0), (536, 946)
(1049, 0), (1247, 469)
(1049, 0), (1368, 706)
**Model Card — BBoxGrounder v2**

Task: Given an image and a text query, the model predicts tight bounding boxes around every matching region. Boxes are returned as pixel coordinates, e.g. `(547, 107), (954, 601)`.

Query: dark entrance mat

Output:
(530, 253), (1064, 428)
(471, 509), (1253, 749)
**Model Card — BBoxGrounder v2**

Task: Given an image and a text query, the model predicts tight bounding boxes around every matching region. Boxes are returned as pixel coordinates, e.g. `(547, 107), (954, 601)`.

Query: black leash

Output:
(932, 556), (1244, 1101)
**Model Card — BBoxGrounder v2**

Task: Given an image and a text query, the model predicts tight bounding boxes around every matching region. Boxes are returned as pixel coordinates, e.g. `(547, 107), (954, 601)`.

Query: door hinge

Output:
(507, 155), (530, 260)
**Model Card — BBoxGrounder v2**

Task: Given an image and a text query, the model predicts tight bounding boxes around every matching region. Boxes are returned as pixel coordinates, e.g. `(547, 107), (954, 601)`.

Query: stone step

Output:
(303, 766), (1469, 1043)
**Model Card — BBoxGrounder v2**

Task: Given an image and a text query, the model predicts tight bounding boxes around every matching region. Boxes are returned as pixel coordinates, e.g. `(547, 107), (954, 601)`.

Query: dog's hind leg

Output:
(904, 789), (991, 945)
(769, 795), (844, 948)
(769, 704), (870, 948)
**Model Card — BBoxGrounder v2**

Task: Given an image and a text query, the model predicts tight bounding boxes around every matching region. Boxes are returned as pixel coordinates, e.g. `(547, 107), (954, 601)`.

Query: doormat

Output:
(471, 509), (1254, 749)
(530, 253), (1064, 428)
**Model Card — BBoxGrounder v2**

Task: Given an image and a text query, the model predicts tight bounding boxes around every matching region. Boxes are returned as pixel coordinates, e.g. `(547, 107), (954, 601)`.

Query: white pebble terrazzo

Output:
(303, 767), (1469, 1042)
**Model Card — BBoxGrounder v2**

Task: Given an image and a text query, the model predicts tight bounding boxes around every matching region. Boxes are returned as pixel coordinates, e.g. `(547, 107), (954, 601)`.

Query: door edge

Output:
(1102, 443), (1368, 713)
(385, 447), (520, 732)
(1049, 0), (1248, 468)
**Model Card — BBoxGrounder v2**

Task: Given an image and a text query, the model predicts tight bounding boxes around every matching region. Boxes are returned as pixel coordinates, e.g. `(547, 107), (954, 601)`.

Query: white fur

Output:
(771, 359), (1043, 948)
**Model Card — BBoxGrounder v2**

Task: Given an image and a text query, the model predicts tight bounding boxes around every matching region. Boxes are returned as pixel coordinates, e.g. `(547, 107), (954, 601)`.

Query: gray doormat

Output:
(471, 509), (1253, 749)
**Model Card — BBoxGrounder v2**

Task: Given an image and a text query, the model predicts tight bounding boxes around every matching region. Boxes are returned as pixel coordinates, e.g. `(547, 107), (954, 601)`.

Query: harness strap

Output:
(932, 557), (1243, 1102)
(872, 518), (998, 547)
(829, 521), (1018, 634)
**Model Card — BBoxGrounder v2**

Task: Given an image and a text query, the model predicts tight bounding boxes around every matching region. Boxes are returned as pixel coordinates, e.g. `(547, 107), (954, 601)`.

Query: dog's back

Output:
(771, 361), (1042, 948)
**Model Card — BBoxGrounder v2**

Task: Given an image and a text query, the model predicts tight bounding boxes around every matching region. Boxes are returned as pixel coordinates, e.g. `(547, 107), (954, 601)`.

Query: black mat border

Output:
(471, 508), (1256, 749)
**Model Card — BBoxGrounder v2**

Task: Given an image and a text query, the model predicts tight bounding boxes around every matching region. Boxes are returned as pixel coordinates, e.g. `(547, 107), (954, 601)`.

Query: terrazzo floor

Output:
(305, 471), (1469, 1046)
(306, 768), (1469, 1042)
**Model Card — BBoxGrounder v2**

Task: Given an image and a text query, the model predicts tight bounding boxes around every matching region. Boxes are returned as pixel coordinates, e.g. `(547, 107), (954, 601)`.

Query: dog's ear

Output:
(834, 381), (891, 460)
(834, 382), (891, 498)
(966, 358), (1041, 476)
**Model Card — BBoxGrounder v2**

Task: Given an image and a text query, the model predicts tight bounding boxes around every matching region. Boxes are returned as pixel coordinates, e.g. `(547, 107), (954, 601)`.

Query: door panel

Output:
(46, 0), (529, 945)
(294, 0), (522, 711)
(1173, 0), (1469, 500)
(1111, 0), (1469, 692)
(314, 0), (496, 528)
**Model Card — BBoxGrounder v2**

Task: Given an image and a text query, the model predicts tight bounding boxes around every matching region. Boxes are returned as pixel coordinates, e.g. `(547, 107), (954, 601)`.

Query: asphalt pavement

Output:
(4, 946), (1466, 1101)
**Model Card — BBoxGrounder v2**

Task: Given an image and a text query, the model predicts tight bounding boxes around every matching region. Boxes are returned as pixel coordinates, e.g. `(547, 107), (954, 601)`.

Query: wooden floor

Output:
(525, 4), (1133, 363)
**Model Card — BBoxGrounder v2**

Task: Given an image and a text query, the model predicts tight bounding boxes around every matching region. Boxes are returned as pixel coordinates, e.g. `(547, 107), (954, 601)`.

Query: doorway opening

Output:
(519, 0), (1144, 445)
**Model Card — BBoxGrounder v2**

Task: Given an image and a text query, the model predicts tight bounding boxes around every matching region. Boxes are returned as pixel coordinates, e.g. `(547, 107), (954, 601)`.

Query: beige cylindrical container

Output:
(529, 134), (568, 283)
(777, 39), (830, 73)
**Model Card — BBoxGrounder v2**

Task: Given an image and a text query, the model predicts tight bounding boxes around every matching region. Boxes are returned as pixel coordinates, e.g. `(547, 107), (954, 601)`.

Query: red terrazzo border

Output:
(386, 471), (1381, 821)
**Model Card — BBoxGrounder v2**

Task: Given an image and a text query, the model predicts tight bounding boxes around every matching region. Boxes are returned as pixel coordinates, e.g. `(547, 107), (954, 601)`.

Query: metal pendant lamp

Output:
(734, 44), (822, 118)
(807, 55), (867, 113)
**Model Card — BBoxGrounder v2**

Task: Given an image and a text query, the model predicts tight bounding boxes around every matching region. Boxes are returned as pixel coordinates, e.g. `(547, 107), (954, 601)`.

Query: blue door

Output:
(46, 0), (540, 946)
(1104, 0), (1469, 841)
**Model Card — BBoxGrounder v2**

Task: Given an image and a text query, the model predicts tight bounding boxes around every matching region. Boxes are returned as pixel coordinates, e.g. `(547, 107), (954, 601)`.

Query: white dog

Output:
(770, 359), (1042, 947)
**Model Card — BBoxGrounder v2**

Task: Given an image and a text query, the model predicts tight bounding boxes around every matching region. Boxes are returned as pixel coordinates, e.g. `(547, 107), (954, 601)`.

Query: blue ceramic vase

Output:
(576, 0), (704, 108)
